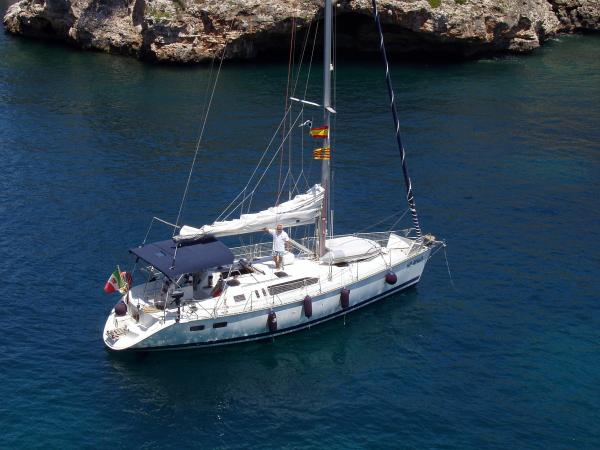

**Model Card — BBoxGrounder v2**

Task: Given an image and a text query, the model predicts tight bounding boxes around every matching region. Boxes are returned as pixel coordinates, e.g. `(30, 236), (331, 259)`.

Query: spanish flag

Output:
(313, 147), (331, 160)
(310, 126), (329, 139)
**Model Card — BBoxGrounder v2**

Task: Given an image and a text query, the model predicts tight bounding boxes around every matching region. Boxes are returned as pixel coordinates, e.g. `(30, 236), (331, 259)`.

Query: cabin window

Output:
(213, 322), (227, 328)
(190, 325), (205, 331)
(234, 294), (246, 302)
(262, 288), (268, 296)
(255, 290), (260, 298)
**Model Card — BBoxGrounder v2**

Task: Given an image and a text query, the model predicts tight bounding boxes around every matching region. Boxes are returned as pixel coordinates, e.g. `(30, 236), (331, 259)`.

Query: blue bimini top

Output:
(130, 236), (234, 279)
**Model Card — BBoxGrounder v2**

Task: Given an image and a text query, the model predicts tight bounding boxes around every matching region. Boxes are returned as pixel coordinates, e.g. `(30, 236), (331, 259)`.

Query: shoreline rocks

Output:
(3, 0), (600, 63)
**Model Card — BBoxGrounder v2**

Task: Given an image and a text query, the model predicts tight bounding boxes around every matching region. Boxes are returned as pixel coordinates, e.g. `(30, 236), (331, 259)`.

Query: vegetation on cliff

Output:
(3, 0), (599, 63)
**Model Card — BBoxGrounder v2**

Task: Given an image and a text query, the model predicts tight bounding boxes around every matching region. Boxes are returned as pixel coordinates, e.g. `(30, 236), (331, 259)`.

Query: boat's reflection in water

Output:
(106, 287), (426, 411)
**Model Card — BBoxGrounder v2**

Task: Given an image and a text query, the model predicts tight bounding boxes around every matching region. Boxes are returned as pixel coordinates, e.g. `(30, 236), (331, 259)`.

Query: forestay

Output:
(176, 184), (324, 241)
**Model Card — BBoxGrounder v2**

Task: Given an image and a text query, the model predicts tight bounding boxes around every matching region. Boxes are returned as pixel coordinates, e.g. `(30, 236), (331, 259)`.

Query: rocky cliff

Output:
(3, 0), (600, 63)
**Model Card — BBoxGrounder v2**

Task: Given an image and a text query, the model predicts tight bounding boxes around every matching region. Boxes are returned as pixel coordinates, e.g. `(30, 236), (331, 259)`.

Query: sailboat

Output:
(103, 0), (442, 352)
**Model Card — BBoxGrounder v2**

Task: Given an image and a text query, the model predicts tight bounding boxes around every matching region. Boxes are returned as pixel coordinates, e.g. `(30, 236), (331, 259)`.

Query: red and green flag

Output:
(104, 267), (126, 294)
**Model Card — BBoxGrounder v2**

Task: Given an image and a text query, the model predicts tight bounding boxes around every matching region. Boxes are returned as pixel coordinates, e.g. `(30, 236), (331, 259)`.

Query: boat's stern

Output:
(103, 299), (155, 352)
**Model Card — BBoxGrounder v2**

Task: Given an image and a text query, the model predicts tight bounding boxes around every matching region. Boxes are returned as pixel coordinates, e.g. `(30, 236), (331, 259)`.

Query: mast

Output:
(318, 0), (333, 257)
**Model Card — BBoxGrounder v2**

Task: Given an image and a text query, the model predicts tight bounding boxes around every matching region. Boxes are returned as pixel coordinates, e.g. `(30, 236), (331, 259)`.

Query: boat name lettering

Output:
(407, 256), (424, 267)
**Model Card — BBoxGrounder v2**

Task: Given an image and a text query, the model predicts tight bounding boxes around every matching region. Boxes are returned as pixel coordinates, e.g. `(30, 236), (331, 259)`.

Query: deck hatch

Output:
(267, 277), (319, 296)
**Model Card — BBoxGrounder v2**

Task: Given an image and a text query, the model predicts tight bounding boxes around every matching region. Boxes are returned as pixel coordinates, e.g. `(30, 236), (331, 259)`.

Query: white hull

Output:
(104, 234), (435, 352)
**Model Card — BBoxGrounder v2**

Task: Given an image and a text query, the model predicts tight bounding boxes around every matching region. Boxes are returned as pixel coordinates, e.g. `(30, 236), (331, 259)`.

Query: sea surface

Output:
(1, 3), (600, 448)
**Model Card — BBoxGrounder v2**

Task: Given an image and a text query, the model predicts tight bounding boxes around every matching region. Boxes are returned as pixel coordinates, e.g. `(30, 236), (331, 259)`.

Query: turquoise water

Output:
(2, 4), (600, 447)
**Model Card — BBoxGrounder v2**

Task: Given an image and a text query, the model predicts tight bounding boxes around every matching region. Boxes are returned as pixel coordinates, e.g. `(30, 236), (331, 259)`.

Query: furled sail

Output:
(175, 184), (324, 241)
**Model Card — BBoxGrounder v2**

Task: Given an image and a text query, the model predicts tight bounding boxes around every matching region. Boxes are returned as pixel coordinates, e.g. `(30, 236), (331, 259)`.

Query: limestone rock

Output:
(3, 0), (599, 63)
(548, 0), (600, 30)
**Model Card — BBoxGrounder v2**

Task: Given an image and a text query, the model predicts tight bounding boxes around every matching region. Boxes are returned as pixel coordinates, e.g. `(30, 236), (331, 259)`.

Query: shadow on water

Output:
(104, 287), (424, 402)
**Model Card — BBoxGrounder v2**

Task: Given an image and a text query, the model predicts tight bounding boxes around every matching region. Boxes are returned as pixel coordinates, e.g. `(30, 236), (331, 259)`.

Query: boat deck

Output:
(104, 232), (432, 350)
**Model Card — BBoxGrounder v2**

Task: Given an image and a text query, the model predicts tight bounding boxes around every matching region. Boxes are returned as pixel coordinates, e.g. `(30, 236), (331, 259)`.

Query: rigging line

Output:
(278, 13), (297, 205)
(388, 209), (409, 231)
(284, 167), (298, 196)
(303, 19), (319, 101)
(220, 108), (306, 222)
(172, 39), (229, 236)
(233, 188), (255, 235)
(357, 208), (408, 233)
(290, 15), (314, 101)
(297, 117), (310, 192)
(216, 18), (315, 224)
(244, 190), (254, 218)
(238, 186), (248, 222)
(247, 110), (305, 200)
(287, 6), (303, 198)
(300, 168), (310, 190)
(215, 104), (295, 221)
(200, 47), (218, 131)
(174, 40), (219, 228)
(289, 169), (302, 195)
(141, 216), (182, 245)
(247, 109), (306, 201)
(142, 217), (156, 246)
(371, 0), (422, 238)
(443, 245), (458, 291)
(150, 52), (216, 242)
(274, 163), (293, 207)
(304, 139), (316, 188)
(299, 20), (319, 188)
(275, 170), (292, 215)
(285, 18), (316, 195)
(242, 181), (256, 215)
(284, 17), (319, 190)
(290, 165), (305, 195)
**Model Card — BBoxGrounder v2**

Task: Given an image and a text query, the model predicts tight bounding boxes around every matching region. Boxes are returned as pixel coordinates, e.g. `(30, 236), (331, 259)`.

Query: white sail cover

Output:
(176, 184), (324, 241)
(321, 236), (382, 264)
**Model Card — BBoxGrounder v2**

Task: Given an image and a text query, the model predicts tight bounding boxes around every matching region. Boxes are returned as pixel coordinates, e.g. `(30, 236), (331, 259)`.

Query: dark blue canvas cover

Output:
(130, 237), (234, 279)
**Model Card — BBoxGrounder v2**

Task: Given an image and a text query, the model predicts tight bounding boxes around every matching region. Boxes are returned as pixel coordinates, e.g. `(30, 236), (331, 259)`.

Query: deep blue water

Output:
(2, 3), (600, 448)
